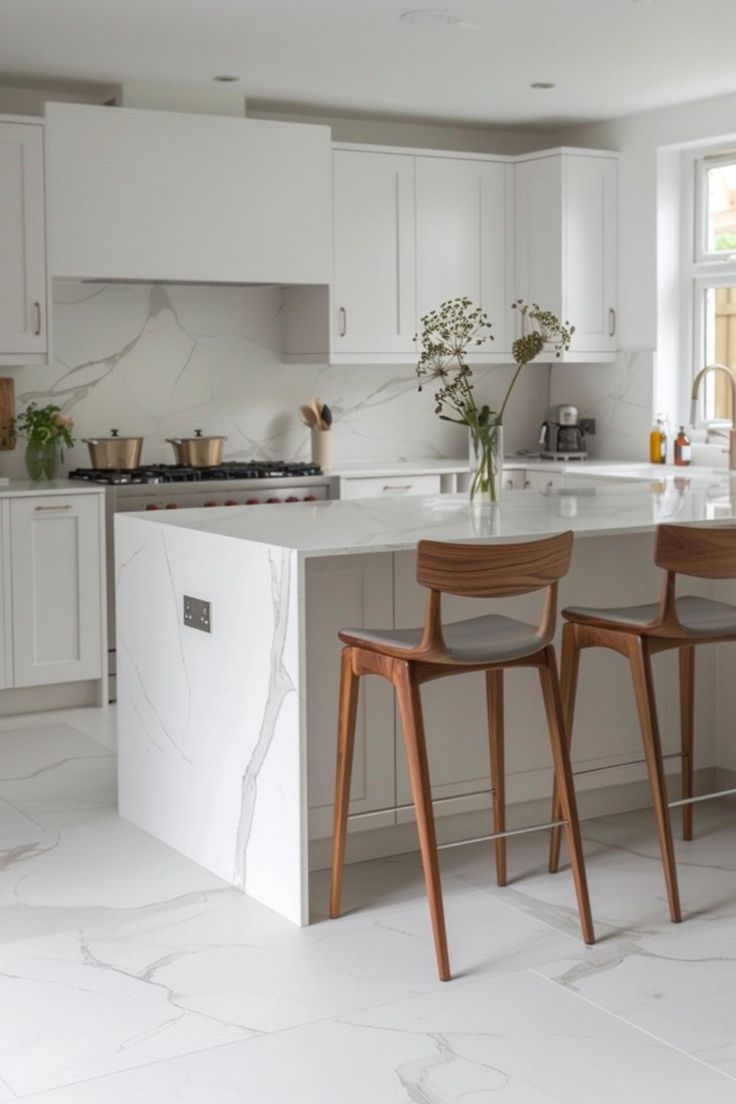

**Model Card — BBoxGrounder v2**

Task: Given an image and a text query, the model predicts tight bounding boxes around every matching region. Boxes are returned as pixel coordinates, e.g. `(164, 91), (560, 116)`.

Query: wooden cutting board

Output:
(0, 379), (15, 449)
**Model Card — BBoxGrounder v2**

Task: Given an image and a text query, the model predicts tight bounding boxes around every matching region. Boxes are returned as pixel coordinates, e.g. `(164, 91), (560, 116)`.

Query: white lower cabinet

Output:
(307, 538), (681, 854)
(522, 470), (563, 493)
(338, 473), (442, 500)
(306, 554), (396, 838)
(10, 494), (103, 687)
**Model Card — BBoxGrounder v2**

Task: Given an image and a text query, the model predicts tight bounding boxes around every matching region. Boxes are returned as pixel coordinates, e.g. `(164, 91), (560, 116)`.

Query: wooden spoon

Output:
(310, 396), (327, 430)
(298, 404), (319, 428)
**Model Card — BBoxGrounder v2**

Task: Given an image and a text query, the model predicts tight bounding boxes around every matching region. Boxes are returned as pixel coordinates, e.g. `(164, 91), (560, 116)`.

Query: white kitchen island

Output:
(115, 470), (736, 925)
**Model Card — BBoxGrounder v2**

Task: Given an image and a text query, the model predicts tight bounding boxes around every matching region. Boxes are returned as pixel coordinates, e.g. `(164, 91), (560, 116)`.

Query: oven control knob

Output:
(225, 499), (239, 506)
(245, 498), (261, 505)
(165, 503), (179, 509)
(285, 496), (300, 503)
(204, 501), (218, 507)
(303, 495), (317, 502)
(145, 504), (160, 511)
(266, 497), (282, 504)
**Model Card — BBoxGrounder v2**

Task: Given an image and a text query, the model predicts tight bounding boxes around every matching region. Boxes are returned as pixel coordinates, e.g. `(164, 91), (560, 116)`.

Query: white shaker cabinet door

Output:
(332, 149), (416, 355)
(306, 553), (396, 839)
(564, 154), (618, 354)
(515, 150), (618, 358)
(10, 495), (103, 687)
(416, 157), (512, 352)
(0, 122), (47, 355)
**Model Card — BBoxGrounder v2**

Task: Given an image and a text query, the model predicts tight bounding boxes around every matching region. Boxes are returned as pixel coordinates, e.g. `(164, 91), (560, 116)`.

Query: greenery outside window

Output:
(691, 154), (736, 422)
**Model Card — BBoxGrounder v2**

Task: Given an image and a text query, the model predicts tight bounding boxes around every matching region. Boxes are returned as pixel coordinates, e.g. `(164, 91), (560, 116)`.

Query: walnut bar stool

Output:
(329, 532), (594, 982)
(549, 523), (736, 925)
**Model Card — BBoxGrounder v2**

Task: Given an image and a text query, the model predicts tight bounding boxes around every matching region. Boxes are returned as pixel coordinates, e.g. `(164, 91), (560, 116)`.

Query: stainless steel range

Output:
(69, 460), (336, 697)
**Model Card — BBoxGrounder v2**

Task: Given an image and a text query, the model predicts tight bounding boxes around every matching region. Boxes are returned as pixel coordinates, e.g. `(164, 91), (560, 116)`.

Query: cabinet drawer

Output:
(523, 470), (562, 493)
(340, 474), (442, 500)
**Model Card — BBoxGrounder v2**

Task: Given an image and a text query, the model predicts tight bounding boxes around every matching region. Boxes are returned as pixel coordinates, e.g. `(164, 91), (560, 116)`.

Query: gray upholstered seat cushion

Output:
(563, 595), (736, 636)
(340, 614), (545, 663)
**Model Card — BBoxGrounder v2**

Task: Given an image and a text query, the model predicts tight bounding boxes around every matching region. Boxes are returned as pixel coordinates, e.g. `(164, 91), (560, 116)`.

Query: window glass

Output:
(705, 162), (736, 253)
(702, 285), (736, 420)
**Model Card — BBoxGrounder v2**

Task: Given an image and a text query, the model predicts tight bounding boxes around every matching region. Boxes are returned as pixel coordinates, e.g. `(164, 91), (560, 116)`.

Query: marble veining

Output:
(0, 281), (608, 479)
(233, 547), (295, 887)
(4, 711), (736, 1099)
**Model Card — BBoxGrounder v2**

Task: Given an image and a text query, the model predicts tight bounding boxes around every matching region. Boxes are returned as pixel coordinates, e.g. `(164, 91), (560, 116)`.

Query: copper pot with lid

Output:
(83, 429), (144, 470)
(166, 430), (227, 467)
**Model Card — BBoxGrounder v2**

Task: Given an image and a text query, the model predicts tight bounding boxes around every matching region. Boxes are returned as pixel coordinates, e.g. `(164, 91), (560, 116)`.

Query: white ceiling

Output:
(3, 0), (736, 129)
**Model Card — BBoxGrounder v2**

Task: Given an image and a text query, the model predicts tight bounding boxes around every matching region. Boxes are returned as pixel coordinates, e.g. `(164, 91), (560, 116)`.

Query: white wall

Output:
(0, 282), (549, 478)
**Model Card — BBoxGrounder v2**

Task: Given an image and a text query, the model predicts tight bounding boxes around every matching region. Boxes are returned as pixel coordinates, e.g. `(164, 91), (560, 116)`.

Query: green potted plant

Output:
(13, 402), (75, 481)
(416, 298), (574, 505)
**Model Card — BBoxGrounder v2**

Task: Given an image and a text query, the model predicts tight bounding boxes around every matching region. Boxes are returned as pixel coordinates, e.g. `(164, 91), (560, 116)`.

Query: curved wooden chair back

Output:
(655, 523), (736, 579)
(414, 532), (574, 659)
(416, 532), (574, 598)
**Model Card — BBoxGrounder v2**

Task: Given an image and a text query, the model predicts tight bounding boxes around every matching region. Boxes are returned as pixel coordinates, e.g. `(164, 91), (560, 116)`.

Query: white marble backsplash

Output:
(550, 350), (654, 461)
(1, 282), (553, 477)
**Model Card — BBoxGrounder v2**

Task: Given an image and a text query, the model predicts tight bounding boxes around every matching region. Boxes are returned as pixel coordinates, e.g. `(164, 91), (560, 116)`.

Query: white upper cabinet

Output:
(332, 149), (416, 355)
(324, 146), (513, 363)
(0, 121), (47, 360)
(416, 156), (513, 353)
(515, 150), (618, 359)
(45, 103), (332, 285)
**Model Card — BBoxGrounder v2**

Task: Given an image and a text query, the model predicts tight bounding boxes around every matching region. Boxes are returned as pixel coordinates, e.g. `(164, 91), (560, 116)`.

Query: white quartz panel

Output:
(115, 520), (306, 924)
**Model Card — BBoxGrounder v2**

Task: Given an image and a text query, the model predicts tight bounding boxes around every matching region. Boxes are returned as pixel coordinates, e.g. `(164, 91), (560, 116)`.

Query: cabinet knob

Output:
(608, 307), (616, 337)
(523, 480), (530, 489)
(338, 306), (347, 338)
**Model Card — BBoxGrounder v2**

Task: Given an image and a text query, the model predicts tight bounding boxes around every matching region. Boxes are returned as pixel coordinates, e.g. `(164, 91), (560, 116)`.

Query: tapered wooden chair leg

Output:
(539, 647), (595, 945)
(486, 668), (507, 886)
(395, 661), (451, 982)
(329, 647), (360, 919)
(628, 638), (682, 923)
(679, 646), (695, 841)
(549, 623), (581, 873)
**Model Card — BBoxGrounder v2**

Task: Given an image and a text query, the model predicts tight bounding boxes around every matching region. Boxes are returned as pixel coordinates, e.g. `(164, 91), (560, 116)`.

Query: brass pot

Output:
(83, 430), (143, 470)
(167, 430), (227, 467)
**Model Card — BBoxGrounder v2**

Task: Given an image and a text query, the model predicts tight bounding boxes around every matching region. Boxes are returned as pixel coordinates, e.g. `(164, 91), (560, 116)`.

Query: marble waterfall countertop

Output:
(118, 468), (736, 558)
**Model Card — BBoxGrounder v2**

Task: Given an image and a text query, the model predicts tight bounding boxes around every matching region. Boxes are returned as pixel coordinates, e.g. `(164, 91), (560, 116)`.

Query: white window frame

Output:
(685, 149), (736, 426)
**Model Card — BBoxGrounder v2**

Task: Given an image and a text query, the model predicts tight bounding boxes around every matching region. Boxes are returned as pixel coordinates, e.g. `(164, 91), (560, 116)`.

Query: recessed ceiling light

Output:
(400, 10), (463, 26)
(213, 75), (240, 83)
(530, 82), (556, 90)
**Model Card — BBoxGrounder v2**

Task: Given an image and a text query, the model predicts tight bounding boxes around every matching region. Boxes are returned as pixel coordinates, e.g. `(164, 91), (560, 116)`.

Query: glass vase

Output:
(468, 421), (503, 507)
(25, 440), (61, 481)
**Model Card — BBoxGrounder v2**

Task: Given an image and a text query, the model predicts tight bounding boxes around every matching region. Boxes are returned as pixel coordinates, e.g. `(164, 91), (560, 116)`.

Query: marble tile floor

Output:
(2, 710), (736, 1100)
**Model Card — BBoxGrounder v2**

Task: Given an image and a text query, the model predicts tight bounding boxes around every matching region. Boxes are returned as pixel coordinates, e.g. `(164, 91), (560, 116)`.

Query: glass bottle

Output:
(649, 417), (667, 464)
(674, 425), (692, 466)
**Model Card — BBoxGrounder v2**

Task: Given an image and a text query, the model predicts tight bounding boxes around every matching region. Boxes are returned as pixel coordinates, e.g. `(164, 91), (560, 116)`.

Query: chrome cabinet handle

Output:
(33, 301), (42, 336)
(338, 306), (347, 337)
(382, 484), (412, 492)
(34, 504), (72, 511)
(608, 307), (616, 337)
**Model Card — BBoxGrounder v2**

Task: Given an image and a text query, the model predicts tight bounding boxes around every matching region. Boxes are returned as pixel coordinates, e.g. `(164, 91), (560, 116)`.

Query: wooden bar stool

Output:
(329, 532), (594, 982)
(549, 523), (736, 924)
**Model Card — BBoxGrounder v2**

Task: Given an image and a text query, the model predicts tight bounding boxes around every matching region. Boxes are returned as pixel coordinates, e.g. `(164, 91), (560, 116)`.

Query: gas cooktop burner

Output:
(69, 461), (324, 485)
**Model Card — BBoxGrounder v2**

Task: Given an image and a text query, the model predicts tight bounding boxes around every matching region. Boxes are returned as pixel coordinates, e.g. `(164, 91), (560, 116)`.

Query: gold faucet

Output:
(690, 363), (736, 471)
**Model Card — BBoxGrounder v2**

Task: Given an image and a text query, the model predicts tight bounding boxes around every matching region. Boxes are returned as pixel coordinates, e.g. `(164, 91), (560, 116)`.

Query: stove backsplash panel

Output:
(2, 282), (549, 478)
